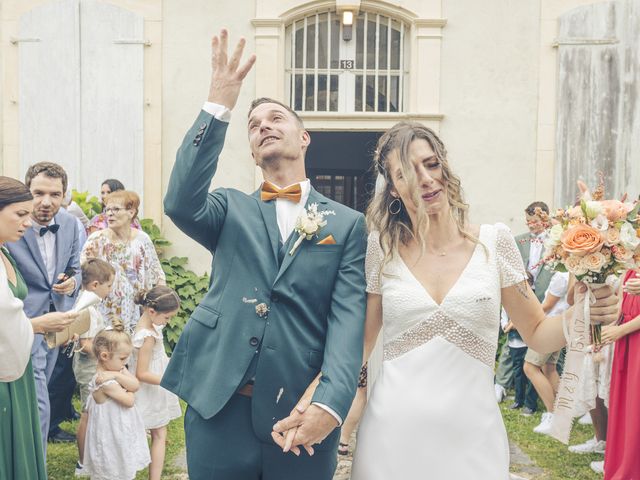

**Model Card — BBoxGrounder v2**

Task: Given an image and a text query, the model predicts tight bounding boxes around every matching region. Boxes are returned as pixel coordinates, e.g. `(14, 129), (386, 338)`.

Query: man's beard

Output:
(32, 208), (57, 225)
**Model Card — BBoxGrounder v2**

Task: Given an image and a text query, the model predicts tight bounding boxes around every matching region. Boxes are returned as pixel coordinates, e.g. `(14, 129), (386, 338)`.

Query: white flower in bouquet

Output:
(547, 223), (564, 246)
(585, 201), (604, 219)
(589, 214), (609, 232)
(619, 222), (640, 250)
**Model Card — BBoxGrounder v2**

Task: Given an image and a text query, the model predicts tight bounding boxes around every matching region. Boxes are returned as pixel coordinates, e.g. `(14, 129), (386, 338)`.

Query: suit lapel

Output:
(24, 228), (50, 284)
(253, 190), (279, 264)
(274, 188), (329, 284)
(53, 213), (67, 277)
(521, 237), (531, 269)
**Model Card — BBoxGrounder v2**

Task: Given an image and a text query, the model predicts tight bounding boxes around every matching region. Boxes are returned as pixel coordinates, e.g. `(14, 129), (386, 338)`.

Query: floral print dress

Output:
(81, 229), (165, 331)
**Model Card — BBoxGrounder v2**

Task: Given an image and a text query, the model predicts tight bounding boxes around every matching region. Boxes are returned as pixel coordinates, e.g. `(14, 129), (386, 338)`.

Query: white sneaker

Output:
(75, 462), (88, 477)
(590, 460), (604, 474)
(578, 412), (593, 425)
(533, 412), (554, 435)
(568, 437), (606, 454)
(495, 384), (506, 403)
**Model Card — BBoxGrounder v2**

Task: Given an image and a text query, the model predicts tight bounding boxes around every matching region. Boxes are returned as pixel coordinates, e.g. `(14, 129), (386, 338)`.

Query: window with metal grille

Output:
(285, 11), (408, 113)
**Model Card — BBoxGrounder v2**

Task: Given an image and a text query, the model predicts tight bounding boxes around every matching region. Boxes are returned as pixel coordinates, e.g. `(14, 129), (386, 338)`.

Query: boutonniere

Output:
(289, 203), (335, 255)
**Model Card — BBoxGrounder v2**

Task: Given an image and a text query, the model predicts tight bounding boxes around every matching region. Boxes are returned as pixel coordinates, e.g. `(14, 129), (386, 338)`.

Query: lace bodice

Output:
(365, 224), (526, 367)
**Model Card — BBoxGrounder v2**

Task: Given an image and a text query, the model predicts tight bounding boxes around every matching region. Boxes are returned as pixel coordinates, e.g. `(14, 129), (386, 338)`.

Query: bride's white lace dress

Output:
(351, 224), (526, 480)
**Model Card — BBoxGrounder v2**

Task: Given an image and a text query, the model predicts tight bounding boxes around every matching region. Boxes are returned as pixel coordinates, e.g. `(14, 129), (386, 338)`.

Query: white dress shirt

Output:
(202, 101), (342, 425)
(33, 219), (58, 284)
(272, 180), (311, 242)
(544, 272), (570, 316)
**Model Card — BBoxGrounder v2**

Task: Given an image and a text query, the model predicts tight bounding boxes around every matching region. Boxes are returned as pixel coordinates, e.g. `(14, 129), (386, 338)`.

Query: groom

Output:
(161, 30), (367, 479)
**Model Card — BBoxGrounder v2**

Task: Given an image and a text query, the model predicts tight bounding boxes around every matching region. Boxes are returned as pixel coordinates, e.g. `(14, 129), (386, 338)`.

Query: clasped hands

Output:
(271, 379), (338, 456)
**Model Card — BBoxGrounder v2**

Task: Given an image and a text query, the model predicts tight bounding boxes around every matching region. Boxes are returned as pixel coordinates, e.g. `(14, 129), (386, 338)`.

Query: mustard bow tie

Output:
(260, 181), (302, 203)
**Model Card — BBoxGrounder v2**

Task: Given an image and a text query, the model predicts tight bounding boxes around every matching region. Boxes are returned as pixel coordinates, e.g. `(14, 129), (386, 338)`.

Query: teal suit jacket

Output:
(515, 232), (554, 303)
(161, 111), (367, 447)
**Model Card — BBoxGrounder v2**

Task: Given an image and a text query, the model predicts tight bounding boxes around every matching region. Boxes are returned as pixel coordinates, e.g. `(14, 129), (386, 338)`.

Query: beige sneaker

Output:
(568, 437), (606, 454)
(590, 460), (604, 474)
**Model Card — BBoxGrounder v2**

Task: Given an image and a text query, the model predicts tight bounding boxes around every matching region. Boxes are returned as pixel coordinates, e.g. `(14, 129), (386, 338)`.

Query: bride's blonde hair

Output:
(366, 122), (477, 267)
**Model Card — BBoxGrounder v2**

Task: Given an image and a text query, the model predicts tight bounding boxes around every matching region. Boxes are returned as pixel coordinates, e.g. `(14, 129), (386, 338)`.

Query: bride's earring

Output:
(388, 197), (402, 215)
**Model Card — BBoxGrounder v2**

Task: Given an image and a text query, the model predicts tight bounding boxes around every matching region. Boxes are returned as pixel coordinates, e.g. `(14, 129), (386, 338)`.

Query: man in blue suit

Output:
(6, 162), (81, 454)
(162, 30), (367, 479)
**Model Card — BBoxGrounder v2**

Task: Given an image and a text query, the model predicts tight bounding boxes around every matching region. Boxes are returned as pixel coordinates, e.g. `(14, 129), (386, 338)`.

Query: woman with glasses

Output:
(81, 190), (165, 331)
(87, 179), (141, 235)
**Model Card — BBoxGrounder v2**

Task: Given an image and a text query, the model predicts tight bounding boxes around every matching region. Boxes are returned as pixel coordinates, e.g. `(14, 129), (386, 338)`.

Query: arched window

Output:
(285, 10), (408, 113)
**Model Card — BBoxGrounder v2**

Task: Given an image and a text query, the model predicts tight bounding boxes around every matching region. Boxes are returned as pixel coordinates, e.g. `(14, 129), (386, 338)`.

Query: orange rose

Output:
(561, 224), (604, 256)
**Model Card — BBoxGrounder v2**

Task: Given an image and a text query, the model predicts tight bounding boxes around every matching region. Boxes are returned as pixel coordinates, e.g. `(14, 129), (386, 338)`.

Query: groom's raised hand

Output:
(207, 29), (256, 110)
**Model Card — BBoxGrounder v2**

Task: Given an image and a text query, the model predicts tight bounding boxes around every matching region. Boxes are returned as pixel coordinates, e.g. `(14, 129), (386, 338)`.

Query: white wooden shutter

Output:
(80, 0), (144, 209)
(555, 0), (640, 205)
(18, 0), (144, 211)
(19, 0), (81, 180)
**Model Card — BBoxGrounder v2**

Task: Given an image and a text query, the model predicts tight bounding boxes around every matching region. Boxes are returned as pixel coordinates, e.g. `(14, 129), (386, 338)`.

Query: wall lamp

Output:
(342, 10), (353, 41)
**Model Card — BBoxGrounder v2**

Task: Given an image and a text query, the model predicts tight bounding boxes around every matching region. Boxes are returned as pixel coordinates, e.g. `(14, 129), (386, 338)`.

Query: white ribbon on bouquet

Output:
(550, 282), (606, 444)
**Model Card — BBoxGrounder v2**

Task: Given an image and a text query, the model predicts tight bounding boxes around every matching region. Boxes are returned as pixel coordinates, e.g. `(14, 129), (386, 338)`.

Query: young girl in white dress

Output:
(83, 320), (150, 480)
(129, 286), (182, 480)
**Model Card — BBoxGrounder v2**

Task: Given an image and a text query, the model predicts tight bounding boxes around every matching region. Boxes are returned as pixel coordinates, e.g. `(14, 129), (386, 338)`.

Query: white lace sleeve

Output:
(495, 224), (527, 288)
(365, 231), (383, 294)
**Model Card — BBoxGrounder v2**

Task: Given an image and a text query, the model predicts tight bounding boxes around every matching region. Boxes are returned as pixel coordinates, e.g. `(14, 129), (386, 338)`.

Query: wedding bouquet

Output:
(542, 191), (640, 343)
(542, 182), (640, 443)
(543, 200), (640, 282)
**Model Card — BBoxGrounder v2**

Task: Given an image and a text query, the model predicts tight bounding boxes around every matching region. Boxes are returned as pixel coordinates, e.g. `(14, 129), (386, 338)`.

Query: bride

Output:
(348, 122), (618, 479)
(272, 121), (618, 478)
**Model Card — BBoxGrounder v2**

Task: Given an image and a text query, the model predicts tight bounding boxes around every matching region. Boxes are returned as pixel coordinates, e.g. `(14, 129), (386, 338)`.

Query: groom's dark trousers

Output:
(184, 397), (338, 480)
(161, 112), (366, 480)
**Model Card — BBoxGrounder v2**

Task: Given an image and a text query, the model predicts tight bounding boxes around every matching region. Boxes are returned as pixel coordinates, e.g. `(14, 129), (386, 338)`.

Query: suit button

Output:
(271, 293), (280, 302)
(249, 337), (259, 347)
(200, 123), (207, 130)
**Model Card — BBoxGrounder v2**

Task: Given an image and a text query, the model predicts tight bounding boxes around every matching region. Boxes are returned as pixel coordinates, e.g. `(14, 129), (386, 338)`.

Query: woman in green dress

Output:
(0, 176), (77, 479)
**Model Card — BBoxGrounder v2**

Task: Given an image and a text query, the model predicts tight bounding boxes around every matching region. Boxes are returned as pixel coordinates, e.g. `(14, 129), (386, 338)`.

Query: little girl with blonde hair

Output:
(83, 320), (150, 480)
